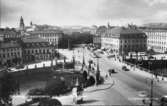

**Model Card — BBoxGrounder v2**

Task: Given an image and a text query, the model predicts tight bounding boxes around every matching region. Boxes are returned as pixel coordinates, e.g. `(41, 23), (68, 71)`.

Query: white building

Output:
(29, 30), (63, 47)
(0, 41), (22, 66)
(144, 30), (167, 53)
(101, 27), (147, 56)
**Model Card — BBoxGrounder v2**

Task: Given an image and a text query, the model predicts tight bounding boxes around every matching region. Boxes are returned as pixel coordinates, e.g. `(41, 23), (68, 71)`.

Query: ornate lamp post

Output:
(148, 60), (154, 106)
(96, 57), (100, 85)
(81, 46), (85, 71)
(73, 50), (75, 69)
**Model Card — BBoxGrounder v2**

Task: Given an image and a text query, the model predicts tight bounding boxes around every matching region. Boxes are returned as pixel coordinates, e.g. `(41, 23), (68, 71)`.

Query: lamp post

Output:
(96, 57), (100, 85)
(73, 49), (75, 70)
(82, 46), (85, 71)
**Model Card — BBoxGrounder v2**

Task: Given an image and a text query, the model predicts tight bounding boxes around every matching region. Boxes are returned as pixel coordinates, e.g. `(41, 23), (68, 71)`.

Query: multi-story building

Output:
(22, 36), (54, 63)
(0, 29), (4, 42)
(3, 29), (22, 42)
(0, 28), (22, 42)
(93, 26), (108, 48)
(0, 41), (22, 66)
(101, 26), (147, 56)
(93, 35), (101, 48)
(144, 30), (167, 53)
(29, 30), (64, 47)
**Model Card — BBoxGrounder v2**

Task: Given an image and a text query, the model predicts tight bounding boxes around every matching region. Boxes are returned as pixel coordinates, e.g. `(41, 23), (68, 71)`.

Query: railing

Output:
(123, 61), (167, 77)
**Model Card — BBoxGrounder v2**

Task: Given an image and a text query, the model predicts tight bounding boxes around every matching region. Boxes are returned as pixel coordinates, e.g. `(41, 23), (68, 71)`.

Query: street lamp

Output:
(148, 60), (154, 106)
(73, 49), (75, 70)
(81, 46), (85, 71)
(96, 57), (100, 85)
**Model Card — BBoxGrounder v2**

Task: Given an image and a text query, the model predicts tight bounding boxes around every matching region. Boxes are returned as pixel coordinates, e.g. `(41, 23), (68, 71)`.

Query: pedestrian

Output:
(109, 71), (111, 76)
(105, 74), (108, 79)
(142, 99), (145, 104)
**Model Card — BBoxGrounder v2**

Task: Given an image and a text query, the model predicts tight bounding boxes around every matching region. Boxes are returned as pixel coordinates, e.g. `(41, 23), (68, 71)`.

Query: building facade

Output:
(29, 30), (63, 47)
(22, 36), (54, 63)
(3, 29), (22, 42)
(93, 35), (101, 48)
(144, 30), (167, 53)
(0, 28), (22, 42)
(0, 41), (22, 66)
(101, 27), (147, 56)
(93, 26), (108, 48)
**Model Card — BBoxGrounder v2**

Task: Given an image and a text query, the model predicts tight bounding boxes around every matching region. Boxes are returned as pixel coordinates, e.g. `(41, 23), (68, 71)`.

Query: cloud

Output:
(1, 0), (167, 27)
(144, 0), (167, 6)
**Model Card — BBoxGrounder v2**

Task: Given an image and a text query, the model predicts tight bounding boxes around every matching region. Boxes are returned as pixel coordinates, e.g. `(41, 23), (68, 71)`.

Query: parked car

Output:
(122, 66), (130, 71)
(160, 95), (167, 106)
(108, 69), (115, 76)
(124, 68), (130, 71)
(122, 66), (127, 70)
(15, 64), (24, 69)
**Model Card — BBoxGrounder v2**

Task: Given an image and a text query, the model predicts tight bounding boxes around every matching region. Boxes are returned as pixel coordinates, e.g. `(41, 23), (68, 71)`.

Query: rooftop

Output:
(22, 36), (48, 43)
(29, 30), (63, 34)
(109, 27), (144, 35)
(103, 27), (146, 38)
(0, 42), (21, 49)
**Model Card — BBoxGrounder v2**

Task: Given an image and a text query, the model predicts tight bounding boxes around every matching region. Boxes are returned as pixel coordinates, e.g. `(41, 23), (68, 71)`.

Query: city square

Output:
(1, 0), (167, 106)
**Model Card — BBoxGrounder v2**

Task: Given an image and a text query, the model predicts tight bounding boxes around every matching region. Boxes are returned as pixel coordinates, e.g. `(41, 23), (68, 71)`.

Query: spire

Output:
(107, 22), (110, 28)
(30, 21), (33, 26)
(19, 16), (25, 30)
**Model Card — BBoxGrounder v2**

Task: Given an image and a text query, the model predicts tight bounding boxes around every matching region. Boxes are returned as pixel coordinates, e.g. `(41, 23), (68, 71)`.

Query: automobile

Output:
(15, 64), (24, 69)
(160, 95), (167, 106)
(108, 69), (115, 74)
(76, 92), (84, 103)
(124, 68), (130, 71)
(122, 66), (130, 71)
(122, 66), (127, 70)
(73, 87), (84, 104)
(107, 54), (115, 58)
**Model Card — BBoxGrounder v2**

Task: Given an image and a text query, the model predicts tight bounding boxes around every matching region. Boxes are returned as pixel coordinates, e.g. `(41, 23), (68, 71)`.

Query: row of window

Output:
(0, 48), (21, 53)
(39, 34), (61, 37)
(152, 46), (167, 51)
(0, 52), (21, 58)
(25, 49), (52, 54)
(146, 32), (167, 36)
(47, 38), (58, 43)
(120, 39), (146, 44)
(4, 34), (20, 38)
(120, 44), (146, 48)
(148, 36), (167, 40)
(148, 40), (166, 45)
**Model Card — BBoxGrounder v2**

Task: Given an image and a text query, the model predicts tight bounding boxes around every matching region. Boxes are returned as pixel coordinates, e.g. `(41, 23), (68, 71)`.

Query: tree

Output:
(38, 98), (62, 106)
(0, 71), (18, 105)
(45, 77), (68, 96)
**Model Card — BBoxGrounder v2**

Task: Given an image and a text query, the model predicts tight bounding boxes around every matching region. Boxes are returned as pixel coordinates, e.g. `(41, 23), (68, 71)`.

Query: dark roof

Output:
(0, 42), (21, 49)
(143, 29), (167, 32)
(22, 36), (48, 43)
(22, 36), (52, 48)
(104, 27), (146, 38)
(29, 30), (63, 34)
(0, 28), (21, 35)
(110, 27), (144, 34)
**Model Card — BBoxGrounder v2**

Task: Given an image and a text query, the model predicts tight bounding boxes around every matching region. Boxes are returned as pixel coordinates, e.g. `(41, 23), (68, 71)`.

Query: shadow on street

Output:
(77, 99), (98, 104)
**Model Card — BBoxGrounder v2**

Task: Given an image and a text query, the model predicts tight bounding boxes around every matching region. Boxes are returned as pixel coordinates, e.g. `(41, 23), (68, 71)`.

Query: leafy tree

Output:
(45, 77), (68, 96)
(38, 98), (62, 106)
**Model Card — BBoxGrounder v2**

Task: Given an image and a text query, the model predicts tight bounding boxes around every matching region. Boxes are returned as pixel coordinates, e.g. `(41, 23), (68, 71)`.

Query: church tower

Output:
(19, 16), (25, 31)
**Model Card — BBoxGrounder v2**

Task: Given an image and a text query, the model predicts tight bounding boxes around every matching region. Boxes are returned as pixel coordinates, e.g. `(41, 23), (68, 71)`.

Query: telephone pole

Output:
(148, 60), (153, 106)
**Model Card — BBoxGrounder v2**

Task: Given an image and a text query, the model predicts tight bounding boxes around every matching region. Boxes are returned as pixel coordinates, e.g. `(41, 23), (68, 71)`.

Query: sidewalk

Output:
(122, 61), (167, 82)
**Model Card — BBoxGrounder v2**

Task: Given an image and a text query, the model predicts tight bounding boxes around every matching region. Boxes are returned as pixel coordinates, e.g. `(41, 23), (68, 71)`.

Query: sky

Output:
(0, 0), (167, 28)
